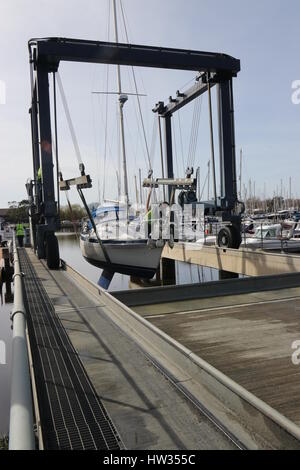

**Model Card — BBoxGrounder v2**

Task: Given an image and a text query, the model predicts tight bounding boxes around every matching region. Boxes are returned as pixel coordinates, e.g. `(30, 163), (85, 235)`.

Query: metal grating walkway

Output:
(19, 248), (121, 450)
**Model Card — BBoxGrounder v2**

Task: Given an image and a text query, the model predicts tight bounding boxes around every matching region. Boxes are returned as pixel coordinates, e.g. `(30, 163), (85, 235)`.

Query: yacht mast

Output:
(239, 148), (242, 200)
(112, 0), (129, 205)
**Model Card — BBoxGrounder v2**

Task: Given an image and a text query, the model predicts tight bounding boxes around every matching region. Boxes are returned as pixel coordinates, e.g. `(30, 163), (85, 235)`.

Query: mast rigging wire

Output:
(102, 63), (110, 202)
(158, 116), (166, 201)
(186, 95), (203, 170)
(55, 75), (109, 255)
(149, 116), (158, 166)
(119, 0), (152, 171)
(49, 99), (79, 239)
(123, 66), (149, 171)
(102, 0), (111, 202)
(207, 80), (217, 207)
(52, 72), (60, 219)
(199, 161), (210, 201)
(172, 118), (180, 177)
(56, 72), (83, 167)
(177, 111), (186, 176)
(90, 94), (101, 203)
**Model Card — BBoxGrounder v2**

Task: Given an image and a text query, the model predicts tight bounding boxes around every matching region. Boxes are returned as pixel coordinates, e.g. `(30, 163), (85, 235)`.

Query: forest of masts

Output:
(242, 176), (300, 214)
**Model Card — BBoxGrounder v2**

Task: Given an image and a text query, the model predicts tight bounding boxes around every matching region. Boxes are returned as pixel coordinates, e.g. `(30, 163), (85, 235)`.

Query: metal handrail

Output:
(9, 236), (35, 450)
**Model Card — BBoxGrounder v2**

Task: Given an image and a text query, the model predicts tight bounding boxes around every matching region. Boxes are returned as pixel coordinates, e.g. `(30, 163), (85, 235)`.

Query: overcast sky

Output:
(1, 0), (300, 207)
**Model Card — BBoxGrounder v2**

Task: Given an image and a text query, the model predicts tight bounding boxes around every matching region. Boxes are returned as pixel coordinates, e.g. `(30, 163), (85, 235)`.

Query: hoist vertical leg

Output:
(216, 78), (241, 249)
(163, 115), (176, 279)
(36, 64), (60, 268)
(217, 78), (237, 211)
(164, 115), (174, 203)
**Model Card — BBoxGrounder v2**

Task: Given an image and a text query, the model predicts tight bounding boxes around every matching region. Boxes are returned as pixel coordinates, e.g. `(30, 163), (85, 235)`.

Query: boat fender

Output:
(168, 239), (174, 249)
(147, 239), (156, 249)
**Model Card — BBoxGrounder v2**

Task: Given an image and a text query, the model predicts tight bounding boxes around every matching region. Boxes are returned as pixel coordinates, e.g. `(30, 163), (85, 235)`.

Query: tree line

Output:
(6, 200), (87, 223)
(59, 204), (86, 222)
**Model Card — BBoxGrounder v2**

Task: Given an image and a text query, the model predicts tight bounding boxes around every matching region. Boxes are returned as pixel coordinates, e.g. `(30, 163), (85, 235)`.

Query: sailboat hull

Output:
(80, 235), (163, 278)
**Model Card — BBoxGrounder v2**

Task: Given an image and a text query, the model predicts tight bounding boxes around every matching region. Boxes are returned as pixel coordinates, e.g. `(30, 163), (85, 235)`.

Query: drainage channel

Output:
(19, 248), (122, 450)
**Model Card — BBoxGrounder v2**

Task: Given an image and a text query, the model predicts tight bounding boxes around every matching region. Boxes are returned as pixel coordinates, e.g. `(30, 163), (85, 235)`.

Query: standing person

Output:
(37, 167), (43, 204)
(16, 222), (25, 247)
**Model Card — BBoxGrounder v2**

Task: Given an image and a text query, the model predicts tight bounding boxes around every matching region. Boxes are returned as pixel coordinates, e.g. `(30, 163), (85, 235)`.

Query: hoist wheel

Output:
(217, 225), (241, 249)
(46, 233), (60, 269)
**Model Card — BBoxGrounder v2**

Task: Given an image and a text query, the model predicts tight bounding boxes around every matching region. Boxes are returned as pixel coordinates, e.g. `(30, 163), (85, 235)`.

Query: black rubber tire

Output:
(217, 225), (241, 249)
(46, 233), (60, 269)
(231, 224), (242, 248)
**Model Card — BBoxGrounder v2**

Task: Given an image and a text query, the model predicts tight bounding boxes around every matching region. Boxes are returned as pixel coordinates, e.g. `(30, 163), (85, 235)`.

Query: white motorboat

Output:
(192, 221), (300, 252)
(240, 223), (300, 252)
(291, 222), (300, 238)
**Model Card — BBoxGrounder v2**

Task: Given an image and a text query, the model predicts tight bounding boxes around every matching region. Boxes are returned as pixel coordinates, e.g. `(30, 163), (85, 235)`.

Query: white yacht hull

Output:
(80, 235), (163, 278)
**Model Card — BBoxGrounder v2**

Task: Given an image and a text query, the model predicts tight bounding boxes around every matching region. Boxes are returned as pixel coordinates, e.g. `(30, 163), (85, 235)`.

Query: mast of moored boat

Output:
(239, 148), (242, 201)
(112, 0), (129, 212)
(134, 175), (139, 205)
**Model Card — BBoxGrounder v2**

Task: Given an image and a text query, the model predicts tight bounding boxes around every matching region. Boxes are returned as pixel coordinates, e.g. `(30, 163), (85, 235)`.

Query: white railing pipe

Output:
(9, 236), (35, 450)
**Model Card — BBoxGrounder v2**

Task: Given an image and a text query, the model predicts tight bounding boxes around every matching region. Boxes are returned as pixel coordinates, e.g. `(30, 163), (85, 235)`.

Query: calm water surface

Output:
(0, 233), (219, 435)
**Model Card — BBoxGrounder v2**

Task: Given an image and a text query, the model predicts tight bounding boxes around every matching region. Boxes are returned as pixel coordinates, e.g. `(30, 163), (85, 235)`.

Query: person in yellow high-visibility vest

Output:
(37, 167), (43, 205)
(37, 167), (42, 181)
(16, 222), (25, 247)
(145, 208), (152, 238)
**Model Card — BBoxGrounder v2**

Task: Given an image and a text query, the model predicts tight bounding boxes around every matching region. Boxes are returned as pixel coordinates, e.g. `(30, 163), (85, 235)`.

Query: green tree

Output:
(0, 435), (8, 450)
(6, 200), (29, 224)
(59, 204), (85, 222)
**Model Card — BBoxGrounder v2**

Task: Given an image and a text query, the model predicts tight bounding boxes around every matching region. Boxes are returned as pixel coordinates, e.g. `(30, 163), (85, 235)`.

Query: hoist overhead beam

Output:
(30, 37), (240, 74)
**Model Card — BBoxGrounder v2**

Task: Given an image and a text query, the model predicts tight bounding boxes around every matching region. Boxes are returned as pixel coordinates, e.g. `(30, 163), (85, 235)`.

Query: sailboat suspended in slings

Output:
(78, 0), (163, 288)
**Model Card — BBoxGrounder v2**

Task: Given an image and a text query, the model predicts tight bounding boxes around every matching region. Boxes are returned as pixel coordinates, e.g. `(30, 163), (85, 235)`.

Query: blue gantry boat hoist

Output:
(27, 37), (243, 269)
